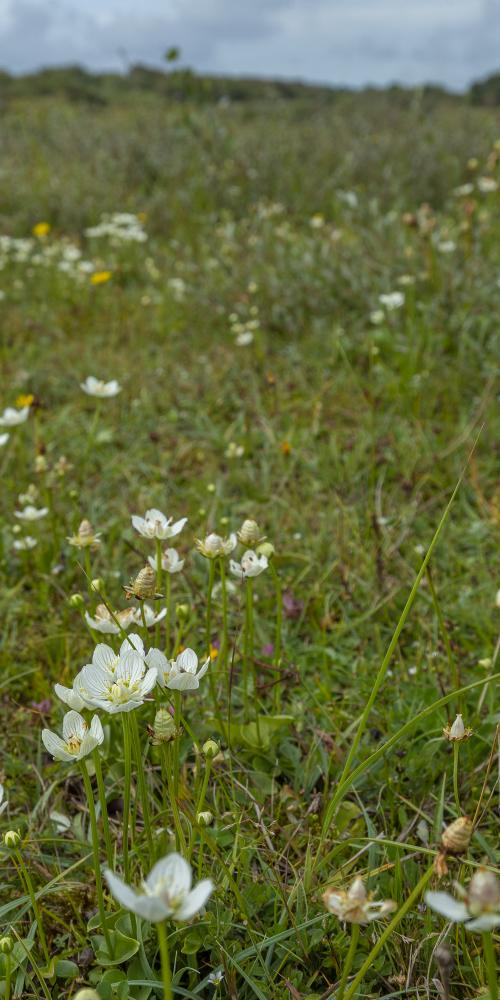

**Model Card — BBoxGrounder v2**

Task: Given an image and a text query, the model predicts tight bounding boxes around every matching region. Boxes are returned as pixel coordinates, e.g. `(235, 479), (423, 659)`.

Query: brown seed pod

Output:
(124, 563), (161, 600)
(441, 816), (473, 855)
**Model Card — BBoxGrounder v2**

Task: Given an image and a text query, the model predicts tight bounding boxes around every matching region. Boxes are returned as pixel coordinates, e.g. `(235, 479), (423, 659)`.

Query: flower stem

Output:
(165, 573), (172, 656)
(13, 850), (50, 967)
(482, 931), (498, 1000)
(453, 742), (461, 815)
(336, 924), (359, 1000)
(93, 750), (114, 869)
(163, 743), (187, 854)
(155, 540), (162, 648)
(219, 557), (228, 671)
(156, 920), (173, 1000)
(121, 714), (133, 881)
(269, 560), (282, 712)
(343, 866), (434, 1000)
(130, 714), (155, 864)
(80, 761), (113, 956)
(4, 952), (11, 1000)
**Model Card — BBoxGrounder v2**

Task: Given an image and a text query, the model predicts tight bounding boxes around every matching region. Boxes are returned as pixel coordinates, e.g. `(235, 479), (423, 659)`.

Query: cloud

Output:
(0, 0), (498, 89)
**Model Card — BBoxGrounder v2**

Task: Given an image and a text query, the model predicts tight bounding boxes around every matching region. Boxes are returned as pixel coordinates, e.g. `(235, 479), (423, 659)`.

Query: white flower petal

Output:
(174, 879), (214, 921)
(147, 853), (192, 896)
(104, 870), (169, 922)
(176, 648), (198, 674)
(425, 892), (469, 923)
(62, 711), (87, 743)
(54, 683), (86, 711)
(42, 730), (74, 762)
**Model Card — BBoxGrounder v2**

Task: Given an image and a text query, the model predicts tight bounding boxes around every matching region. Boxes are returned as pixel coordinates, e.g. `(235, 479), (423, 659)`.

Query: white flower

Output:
(42, 711), (104, 762)
(323, 877), (396, 924)
(133, 604), (167, 628)
(453, 183), (474, 197)
(0, 432), (9, 446)
(131, 509), (187, 541)
(105, 852), (213, 923)
(67, 519), (101, 549)
(147, 548), (184, 574)
(80, 376), (121, 398)
(0, 406), (30, 427)
(235, 331), (253, 346)
(426, 870), (500, 932)
(379, 291), (405, 311)
(0, 783), (8, 815)
(13, 536), (37, 551)
(83, 634), (145, 677)
(148, 647), (210, 691)
(14, 505), (48, 521)
(195, 532), (237, 559)
(74, 650), (156, 713)
(208, 970), (224, 985)
(84, 604), (136, 634)
(230, 550), (268, 580)
(54, 683), (87, 712)
(477, 176), (498, 193)
(437, 240), (456, 253)
(443, 713), (473, 742)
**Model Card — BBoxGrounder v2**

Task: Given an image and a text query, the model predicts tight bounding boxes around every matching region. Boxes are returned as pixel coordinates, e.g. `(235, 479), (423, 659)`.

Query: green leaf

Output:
(55, 958), (79, 978)
(92, 928), (140, 967)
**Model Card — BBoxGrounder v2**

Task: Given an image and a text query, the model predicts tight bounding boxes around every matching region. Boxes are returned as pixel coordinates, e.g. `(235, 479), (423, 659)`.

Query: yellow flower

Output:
(90, 271), (112, 285)
(209, 645), (219, 661)
(281, 441), (291, 456)
(15, 393), (34, 408)
(32, 222), (50, 238)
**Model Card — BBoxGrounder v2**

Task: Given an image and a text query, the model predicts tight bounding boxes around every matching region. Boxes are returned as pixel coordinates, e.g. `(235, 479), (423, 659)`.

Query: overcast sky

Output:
(0, 0), (498, 91)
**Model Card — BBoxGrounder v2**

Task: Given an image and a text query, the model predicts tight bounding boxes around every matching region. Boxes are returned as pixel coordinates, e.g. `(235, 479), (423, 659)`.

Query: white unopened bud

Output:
(197, 810), (214, 827)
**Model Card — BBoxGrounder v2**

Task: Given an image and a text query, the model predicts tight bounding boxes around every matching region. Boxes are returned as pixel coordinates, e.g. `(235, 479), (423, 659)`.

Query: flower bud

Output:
(238, 519), (265, 546)
(74, 991), (101, 1000)
(149, 708), (177, 745)
(90, 577), (104, 593)
(443, 714), (473, 742)
(68, 592), (85, 608)
(4, 830), (21, 848)
(202, 739), (220, 759)
(197, 810), (214, 827)
(0, 936), (13, 954)
(256, 541), (275, 559)
(175, 603), (190, 622)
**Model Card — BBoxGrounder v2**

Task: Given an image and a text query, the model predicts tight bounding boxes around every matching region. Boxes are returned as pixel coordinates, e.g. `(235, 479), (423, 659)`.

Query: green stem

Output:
(4, 952), (10, 1000)
(206, 560), (217, 710)
(156, 920), (173, 1000)
(270, 561), (282, 712)
(121, 714), (133, 881)
(163, 744), (187, 854)
(130, 714), (154, 864)
(155, 540), (163, 648)
(336, 924), (359, 1000)
(93, 750), (114, 869)
(482, 931), (498, 1000)
(140, 602), (149, 643)
(219, 557), (228, 671)
(165, 573), (172, 656)
(80, 762), (113, 955)
(343, 867), (434, 1000)
(14, 850), (50, 967)
(453, 742), (461, 815)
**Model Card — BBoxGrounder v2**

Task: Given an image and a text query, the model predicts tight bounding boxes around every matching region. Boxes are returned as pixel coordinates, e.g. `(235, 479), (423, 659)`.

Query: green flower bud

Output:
(68, 592), (85, 608)
(175, 603), (190, 622)
(4, 830), (21, 848)
(256, 541), (275, 559)
(74, 991), (101, 1000)
(90, 577), (104, 593)
(149, 708), (177, 745)
(202, 739), (220, 759)
(197, 810), (214, 827)
(0, 936), (13, 954)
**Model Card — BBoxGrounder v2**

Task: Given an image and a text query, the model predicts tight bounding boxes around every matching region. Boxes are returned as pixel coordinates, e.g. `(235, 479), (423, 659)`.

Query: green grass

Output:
(0, 91), (498, 999)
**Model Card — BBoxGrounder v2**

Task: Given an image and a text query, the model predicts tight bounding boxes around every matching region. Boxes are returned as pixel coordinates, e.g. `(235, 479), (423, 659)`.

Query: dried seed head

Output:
(124, 563), (160, 600)
(441, 816), (473, 855)
(434, 944), (454, 972)
(237, 519), (265, 546)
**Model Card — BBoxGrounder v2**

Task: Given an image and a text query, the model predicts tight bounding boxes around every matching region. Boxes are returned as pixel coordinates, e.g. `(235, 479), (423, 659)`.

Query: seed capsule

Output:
(441, 816), (473, 855)
(124, 564), (161, 600)
(149, 708), (177, 745)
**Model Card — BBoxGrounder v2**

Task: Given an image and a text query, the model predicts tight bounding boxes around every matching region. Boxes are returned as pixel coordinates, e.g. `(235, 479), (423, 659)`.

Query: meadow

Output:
(0, 85), (499, 999)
